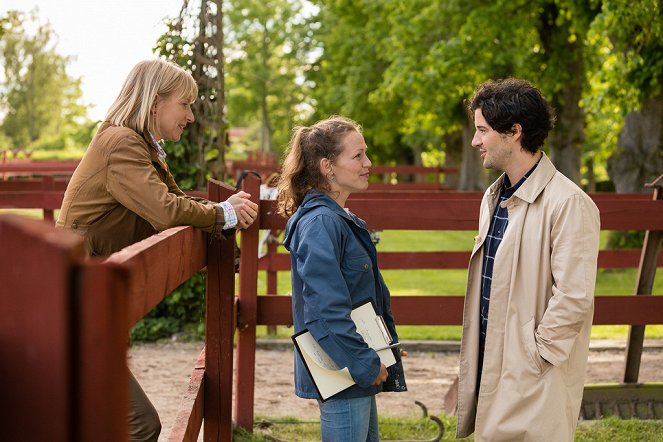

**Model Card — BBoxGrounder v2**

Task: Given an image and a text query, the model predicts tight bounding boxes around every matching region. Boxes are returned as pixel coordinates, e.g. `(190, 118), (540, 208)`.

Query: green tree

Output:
(225, 0), (310, 155)
(0, 10), (88, 151)
(156, 0), (310, 186)
(307, 0), (413, 166)
(594, 0), (663, 193)
(155, 0), (226, 189)
(309, 1), (611, 188)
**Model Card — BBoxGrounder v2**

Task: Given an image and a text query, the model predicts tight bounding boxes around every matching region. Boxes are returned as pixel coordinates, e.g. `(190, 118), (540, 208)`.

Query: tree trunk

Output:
(213, 0), (227, 181)
(260, 17), (272, 154)
(458, 115), (488, 191)
(548, 41), (584, 185)
(608, 92), (663, 193)
(190, 0), (208, 189)
(539, 2), (587, 186)
(443, 130), (462, 189)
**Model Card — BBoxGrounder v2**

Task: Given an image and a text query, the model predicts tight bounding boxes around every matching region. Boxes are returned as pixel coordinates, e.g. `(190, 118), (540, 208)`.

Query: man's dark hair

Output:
(468, 78), (556, 153)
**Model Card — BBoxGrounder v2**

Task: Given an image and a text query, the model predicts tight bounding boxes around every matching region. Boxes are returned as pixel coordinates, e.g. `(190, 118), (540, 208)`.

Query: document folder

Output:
(292, 298), (398, 401)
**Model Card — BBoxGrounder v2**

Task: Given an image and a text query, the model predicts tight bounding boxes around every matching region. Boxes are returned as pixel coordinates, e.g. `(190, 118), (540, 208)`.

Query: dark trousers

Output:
(128, 369), (161, 442)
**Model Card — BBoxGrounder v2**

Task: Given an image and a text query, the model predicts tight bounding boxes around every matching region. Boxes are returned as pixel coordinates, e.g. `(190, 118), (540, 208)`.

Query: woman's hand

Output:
(371, 363), (388, 385)
(227, 191), (258, 229)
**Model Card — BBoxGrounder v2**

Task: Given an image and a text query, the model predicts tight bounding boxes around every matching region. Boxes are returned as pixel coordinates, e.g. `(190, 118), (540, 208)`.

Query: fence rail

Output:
(0, 179), (238, 442)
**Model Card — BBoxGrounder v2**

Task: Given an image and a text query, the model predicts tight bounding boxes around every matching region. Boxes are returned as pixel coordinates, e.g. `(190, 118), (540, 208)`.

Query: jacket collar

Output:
(283, 191), (364, 247)
(486, 152), (557, 204)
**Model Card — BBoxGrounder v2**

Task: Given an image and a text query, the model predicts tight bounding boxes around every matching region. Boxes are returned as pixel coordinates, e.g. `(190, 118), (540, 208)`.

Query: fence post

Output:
(42, 175), (55, 222)
(0, 215), (85, 442)
(266, 236), (279, 335)
(77, 261), (130, 442)
(623, 174), (663, 383)
(234, 173), (261, 432)
(205, 179), (238, 442)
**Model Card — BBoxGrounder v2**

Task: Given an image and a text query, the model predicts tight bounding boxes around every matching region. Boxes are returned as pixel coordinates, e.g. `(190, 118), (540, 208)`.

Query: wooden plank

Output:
(256, 296), (293, 325)
(352, 190), (483, 199)
(595, 199), (663, 230)
(0, 159), (80, 173)
(104, 226), (206, 327)
(625, 184), (662, 383)
(260, 199), (482, 230)
(258, 249), (663, 273)
(367, 182), (447, 190)
(370, 165), (457, 174)
(256, 295), (663, 326)
(260, 198), (663, 231)
(168, 348), (205, 442)
(255, 296), (466, 326)
(0, 190), (65, 209)
(0, 178), (69, 191)
(204, 180), (237, 442)
(595, 295), (663, 325)
(77, 261), (130, 442)
(235, 173), (261, 432)
(0, 215), (85, 442)
(350, 191), (652, 200)
(599, 249), (663, 268)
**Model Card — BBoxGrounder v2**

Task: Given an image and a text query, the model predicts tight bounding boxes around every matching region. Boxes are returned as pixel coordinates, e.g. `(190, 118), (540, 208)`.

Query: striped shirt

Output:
(477, 159), (540, 387)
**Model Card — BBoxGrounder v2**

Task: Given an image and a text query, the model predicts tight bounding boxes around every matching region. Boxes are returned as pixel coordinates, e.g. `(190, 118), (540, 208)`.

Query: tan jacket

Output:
(56, 122), (217, 256)
(456, 153), (600, 441)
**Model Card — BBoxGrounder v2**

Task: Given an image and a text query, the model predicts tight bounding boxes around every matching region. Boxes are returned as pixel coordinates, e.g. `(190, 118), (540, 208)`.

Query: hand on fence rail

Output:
(227, 190), (258, 229)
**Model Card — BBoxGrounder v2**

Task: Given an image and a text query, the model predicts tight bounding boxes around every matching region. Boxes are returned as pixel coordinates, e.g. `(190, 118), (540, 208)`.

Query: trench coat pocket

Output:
(521, 318), (552, 376)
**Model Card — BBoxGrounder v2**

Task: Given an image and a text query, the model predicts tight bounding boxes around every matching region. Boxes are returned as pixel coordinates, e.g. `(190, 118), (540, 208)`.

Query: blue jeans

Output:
(318, 395), (378, 442)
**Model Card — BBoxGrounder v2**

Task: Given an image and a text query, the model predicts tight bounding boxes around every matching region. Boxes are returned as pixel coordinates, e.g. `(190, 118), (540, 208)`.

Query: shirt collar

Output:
(148, 132), (167, 161)
(502, 153), (542, 193)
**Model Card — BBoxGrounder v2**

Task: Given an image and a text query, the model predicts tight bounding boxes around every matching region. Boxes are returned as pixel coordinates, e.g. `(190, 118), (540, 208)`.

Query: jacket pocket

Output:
(340, 254), (373, 291)
(341, 254), (372, 272)
(521, 318), (552, 376)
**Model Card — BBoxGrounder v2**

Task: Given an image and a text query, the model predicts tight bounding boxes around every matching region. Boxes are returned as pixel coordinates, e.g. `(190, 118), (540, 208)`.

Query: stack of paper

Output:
(292, 299), (398, 401)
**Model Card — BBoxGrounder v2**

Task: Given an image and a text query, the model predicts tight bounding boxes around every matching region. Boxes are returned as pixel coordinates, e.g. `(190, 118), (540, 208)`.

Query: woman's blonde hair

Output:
(105, 59), (197, 135)
(277, 115), (361, 217)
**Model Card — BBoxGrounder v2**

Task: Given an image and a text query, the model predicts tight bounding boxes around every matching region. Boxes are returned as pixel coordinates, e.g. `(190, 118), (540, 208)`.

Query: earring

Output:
(327, 172), (336, 182)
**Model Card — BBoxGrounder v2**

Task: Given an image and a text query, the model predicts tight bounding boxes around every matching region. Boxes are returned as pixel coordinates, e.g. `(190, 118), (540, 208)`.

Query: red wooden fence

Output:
(1, 179), (238, 442)
(1, 170), (662, 438)
(230, 173), (663, 432)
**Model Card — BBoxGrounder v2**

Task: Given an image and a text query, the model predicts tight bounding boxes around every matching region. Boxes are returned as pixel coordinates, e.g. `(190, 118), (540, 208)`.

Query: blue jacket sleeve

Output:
(293, 213), (381, 387)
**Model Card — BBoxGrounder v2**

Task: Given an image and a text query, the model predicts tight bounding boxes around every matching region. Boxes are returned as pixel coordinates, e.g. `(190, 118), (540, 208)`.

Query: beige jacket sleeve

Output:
(105, 134), (217, 232)
(535, 193), (600, 366)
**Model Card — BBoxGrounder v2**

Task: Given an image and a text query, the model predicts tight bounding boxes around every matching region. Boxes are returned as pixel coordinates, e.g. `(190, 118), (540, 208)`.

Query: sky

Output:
(1, 0), (185, 121)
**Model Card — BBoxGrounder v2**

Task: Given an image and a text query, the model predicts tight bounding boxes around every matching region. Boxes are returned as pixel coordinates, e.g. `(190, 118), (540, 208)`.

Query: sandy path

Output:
(128, 340), (663, 440)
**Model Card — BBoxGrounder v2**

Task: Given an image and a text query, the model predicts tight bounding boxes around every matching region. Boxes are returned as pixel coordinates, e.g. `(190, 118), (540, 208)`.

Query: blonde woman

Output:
(278, 116), (407, 441)
(57, 59), (258, 441)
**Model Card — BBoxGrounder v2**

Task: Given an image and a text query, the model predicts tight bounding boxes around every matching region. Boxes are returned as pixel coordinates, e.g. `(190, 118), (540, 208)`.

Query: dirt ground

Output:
(128, 339), (663, 440)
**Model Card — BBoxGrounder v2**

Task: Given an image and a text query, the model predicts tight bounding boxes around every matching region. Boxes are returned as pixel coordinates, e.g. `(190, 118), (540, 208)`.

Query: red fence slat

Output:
(0, 215), (85, 442)
(168, 348), (205, 442)
(0, 159), (80, 174)
(235, 174), (262, 431)
(256, 294), (663, 327)
(104, 226), (206, 327)
(204, 180), (237, 442)
(77, 262), (129, 442)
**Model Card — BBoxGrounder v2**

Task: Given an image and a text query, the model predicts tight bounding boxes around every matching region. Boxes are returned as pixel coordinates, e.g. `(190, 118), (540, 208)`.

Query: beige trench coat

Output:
(56, 122), (218, 256)
(456, 153), (600, 441)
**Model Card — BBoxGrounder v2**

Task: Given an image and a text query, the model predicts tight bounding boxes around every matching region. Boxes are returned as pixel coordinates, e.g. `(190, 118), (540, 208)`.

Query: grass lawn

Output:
(233, 415), (663, 441)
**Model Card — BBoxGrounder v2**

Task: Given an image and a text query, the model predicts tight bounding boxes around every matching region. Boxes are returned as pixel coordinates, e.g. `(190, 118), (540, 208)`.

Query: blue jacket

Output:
(283, 191), (407, 399)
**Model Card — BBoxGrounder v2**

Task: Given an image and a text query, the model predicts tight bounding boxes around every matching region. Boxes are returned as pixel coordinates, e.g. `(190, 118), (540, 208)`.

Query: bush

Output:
(130, 272), (207, 342)
(607, 230), (645, 249)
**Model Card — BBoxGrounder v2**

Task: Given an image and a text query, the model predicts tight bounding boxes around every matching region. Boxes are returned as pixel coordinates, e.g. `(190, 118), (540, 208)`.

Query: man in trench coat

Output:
(456, 78), (600, 441)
